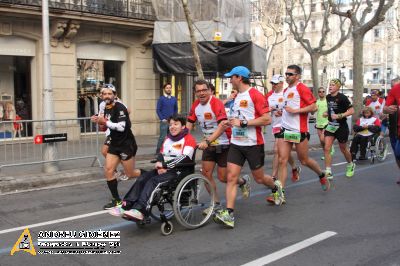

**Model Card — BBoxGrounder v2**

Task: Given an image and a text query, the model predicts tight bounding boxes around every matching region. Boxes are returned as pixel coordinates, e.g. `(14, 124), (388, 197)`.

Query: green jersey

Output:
(316, 98), (329, 128)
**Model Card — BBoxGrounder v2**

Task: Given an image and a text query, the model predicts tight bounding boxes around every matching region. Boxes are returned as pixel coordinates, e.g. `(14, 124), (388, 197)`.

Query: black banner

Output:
(152, 41), (266, 74)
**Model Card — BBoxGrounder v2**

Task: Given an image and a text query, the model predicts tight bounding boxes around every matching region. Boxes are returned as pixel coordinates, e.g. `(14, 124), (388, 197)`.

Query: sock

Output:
(227, 208), (234, 214)
(271, 185), (278, 193)
(272, 176), (277, 181)
(347, 162), (354, 167)
(325, 167), (331, 173)
(319, 172), (325, 179)
(107, 179), (120, 201)
(215, 202), (221, 206)
(239, 177), (246, 187)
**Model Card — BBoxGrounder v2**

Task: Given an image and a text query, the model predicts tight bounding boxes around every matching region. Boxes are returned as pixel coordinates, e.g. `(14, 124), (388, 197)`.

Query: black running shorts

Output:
(227, 144), (265, 170)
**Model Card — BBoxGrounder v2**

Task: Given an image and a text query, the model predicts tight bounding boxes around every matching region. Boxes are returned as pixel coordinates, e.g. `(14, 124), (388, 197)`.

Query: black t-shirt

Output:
(326, 93), (352, 125)
(104, 102), (134, 147)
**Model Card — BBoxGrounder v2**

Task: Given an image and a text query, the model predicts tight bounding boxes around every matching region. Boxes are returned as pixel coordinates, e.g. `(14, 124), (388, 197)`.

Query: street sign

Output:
(34, 133), (67, 144)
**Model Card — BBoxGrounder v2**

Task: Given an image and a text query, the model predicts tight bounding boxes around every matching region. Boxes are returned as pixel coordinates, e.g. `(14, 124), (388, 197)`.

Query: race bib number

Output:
(284, 130), (301, 143)
(325, 122), (339, 133)
(232, 127), (248, 140)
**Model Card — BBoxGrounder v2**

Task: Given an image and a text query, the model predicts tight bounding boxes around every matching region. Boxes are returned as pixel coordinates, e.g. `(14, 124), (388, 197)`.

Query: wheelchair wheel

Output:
(173, 174), (215, 230)
(149, 200), (174, 222)
(161, 222), (174, 236)
(376, 136), (388, 162)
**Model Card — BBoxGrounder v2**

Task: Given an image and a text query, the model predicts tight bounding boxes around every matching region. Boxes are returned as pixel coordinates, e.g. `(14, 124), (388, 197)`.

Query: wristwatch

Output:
(205, 139), (211, 145)
(240, 119), (248, 128)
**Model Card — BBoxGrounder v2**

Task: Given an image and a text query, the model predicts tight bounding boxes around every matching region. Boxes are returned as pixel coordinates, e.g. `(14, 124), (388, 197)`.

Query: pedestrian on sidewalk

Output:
(156, 83), (178, 155)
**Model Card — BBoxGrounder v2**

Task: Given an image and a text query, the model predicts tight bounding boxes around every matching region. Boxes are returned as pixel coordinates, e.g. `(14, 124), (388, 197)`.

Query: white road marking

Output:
(0, 210), (108, 235)
(241, 231), (337, 266)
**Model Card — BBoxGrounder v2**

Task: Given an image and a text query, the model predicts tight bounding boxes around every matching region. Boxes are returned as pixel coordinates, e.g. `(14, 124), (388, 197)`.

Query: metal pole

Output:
(42, 0), (59, 173)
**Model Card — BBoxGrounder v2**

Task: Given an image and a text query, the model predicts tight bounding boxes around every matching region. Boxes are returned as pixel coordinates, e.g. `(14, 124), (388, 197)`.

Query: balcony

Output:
(0, 0), (156, 21)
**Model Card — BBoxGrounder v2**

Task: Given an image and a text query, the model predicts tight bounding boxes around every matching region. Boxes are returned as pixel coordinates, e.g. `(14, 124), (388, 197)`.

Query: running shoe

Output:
(240, 174), (251, 199)
(113, 170), (124, 180)
(109, 206), (125, 217)
(202, 203), (222, 216)
(266, 193), (275, 204)
(273, 180), (284, 205)
(325, 170), (333, 180)
(345, 162), (355, 178)
(118, 174), (129, 181)
(214, 209), (234, 229)
(124, 209), (144, 221)
(291, 166), (301, 182)
(320, 156), (325, 160)
(319, 176), (330, 191)
(103, 199), (122, 210)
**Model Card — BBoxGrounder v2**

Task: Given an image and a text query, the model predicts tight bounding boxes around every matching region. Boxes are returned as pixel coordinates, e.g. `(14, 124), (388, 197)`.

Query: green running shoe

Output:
(273, 180), (284, 206)
(345, 162), (355, 178)
(214, 209), (234, 229)
(103, 199), (122, 210)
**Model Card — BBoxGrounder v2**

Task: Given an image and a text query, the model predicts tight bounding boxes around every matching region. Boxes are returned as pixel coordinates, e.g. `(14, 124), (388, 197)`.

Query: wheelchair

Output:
(350, 134), (388, 164)
(123, 168), (216, 236)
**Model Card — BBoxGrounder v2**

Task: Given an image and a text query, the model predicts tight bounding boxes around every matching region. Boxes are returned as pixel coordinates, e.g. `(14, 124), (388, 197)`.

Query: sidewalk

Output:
(0, 124), (322, 194)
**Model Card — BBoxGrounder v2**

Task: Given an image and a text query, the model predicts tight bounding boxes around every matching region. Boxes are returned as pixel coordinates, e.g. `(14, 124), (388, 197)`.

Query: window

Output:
(311, 3), (316, 12)
(300, 21), (305, 32)
(372, 68), (380, 83)
(374, 28), (381, 38)
(349, 69), (353, 80)
(320, 3), (325, 10)
(311, 20), (316, 31)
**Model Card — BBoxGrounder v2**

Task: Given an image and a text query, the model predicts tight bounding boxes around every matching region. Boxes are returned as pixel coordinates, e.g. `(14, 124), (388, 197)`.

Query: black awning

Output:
(152, 41), (266, 75)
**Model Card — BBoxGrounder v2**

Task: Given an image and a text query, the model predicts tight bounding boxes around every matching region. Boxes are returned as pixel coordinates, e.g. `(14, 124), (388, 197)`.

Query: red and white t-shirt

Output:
(356, 117), (381, 137)
(187, 96), (231, 146)
(384, 83), (400, 136)
(160, 134), (197, 162)
(265, 90), (285, 133)
(365, 98), (385, 117)
(282, 82), (316, 133)
(230, 87), (269, 146)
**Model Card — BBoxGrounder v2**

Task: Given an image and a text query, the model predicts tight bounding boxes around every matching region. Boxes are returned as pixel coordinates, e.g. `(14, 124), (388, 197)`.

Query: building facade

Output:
(0, 0), (159, 136)
(251, 0), (400, 96)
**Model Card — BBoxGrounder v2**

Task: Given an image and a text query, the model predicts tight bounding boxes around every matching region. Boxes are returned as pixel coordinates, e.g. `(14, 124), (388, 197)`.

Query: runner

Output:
(186, 80), (250, 215)
(265, 74), (300, 204)
(277, 65), (329, 193)
(383, 82), (400, 185)
(214, 66), (284, 229)
(315, 86), (334, 160)
(96, 85), (139, 181)
(92, 85), (141, 209)
(323, 79), (355, 179)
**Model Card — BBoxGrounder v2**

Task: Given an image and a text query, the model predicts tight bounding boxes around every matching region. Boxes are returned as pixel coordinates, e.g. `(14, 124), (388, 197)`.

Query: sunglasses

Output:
(270, 83), (279, 85)
(285, 72), (297, 77)
(318, 91), (325, 93)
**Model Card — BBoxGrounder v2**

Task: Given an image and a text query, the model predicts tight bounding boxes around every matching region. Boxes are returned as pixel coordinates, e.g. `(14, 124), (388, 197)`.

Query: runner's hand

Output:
(229, 118), (241, 127)
(385, 105), (398, 114)
(198, 141), (208, 150)
(284, 106), (299, 114)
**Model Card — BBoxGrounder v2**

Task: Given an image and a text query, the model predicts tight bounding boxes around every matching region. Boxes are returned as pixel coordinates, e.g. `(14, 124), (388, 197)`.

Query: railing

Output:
(0, 0), (156, 21)
(0, 117), (102, 172)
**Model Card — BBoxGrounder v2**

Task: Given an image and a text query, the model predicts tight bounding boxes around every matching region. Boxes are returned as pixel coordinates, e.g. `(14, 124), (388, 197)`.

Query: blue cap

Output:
(224, 66), (251, 79)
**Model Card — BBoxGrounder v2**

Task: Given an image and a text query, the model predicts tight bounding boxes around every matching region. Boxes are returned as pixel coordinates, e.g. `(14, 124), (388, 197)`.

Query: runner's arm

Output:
(248, 112), (271, 126)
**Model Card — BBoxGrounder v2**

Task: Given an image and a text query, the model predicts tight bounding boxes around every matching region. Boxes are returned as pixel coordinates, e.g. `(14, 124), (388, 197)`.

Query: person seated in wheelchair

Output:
(350, 106), (381, 161)
(109, 114), (197, 221)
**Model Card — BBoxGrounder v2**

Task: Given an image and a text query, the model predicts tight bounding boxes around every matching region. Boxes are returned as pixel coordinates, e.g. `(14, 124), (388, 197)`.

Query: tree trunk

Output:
(181, 0), (204, 79)
(352, 32), (364, 124)
(310, 53), (321, 95)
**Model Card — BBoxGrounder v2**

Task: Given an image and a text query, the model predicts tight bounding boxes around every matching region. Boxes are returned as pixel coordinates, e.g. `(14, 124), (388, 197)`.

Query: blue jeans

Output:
(156, 121), (169, 154)
(390, 136), (400, 161)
